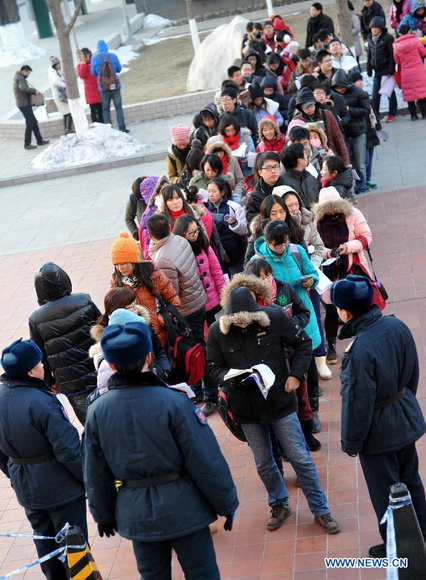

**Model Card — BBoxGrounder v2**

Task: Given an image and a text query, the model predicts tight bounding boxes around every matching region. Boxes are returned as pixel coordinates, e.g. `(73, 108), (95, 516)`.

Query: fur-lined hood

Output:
(249, 213), (264, 238)
(312, 197), (354, 221)
(205, 140), (232, 161)
(219, 285), (271, 335)
(220, 272), (273, 307)
(89, 304), (151, 358)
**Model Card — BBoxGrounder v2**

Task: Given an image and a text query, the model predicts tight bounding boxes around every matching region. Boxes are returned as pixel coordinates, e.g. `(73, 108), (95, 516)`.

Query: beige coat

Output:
(149, 233), (206, 317)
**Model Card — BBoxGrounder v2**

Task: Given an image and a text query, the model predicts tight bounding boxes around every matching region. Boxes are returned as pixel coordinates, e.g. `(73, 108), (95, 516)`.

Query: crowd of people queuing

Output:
(4, 2), (426, 578)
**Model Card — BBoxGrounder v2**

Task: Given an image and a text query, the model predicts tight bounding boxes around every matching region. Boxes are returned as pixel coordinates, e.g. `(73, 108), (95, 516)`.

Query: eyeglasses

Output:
(261, 164), (280, 172)
(269, 240), (288, 250)
(186, 227), (200, 237)
(321, 58), (332, 63)
(220, 97), (233, 103)
(125, 303), (136, 310)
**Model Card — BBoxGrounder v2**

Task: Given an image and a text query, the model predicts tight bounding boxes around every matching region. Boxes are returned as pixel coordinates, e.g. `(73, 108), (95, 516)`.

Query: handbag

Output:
(30, 93), (45, 107)
(348, 251), (388, 310)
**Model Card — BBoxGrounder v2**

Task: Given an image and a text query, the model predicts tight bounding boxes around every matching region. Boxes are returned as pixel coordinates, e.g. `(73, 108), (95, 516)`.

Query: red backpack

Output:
(159, 302), (205, 386)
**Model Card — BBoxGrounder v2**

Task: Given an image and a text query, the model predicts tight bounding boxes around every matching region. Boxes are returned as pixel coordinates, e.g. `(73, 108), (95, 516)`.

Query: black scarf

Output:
(172, 144), (191, 164)
(189, 236), (204, 256)
(317, 213), (349, 280)
(393, 0), (404, 23)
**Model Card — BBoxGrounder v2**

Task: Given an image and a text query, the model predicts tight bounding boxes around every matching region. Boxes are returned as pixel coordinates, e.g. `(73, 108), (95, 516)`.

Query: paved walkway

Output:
(1, 182), (426, 579)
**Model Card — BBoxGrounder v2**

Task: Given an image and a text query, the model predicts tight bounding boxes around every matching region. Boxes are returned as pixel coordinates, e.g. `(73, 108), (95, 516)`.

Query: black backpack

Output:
(217, 384), (247, 442)
(159, 302), (205, 386)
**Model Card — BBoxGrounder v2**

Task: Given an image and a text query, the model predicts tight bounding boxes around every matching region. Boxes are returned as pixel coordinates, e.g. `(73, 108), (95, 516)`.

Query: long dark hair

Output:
(114, 261), (155, 294)
(159, 184), (193, 225)
(97, 286), (136, 326)
(173, 214), (209, 251)
(260, 195), (305, 245)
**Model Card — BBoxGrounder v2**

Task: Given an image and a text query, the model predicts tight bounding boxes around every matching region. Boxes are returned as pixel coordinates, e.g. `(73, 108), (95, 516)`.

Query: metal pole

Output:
(121, 0), (133, 45)
(266, 0), (274, 16)
(185, 0), (200, 53)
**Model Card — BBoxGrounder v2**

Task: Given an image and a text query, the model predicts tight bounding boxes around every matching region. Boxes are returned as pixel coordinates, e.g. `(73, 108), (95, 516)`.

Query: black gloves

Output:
(98, 522), (117, 538)
(224, 513), (235, 531)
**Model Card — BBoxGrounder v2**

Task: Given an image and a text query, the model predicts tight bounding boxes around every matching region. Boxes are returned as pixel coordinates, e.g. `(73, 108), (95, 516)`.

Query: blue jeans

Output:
(372, 72), (397, 118)
(132, 527), (220, 580)
(101, 88), (127, 131)
(365, 147), (374, 182)
(345, 134), (367, 191)
(242, 412), (329, 515)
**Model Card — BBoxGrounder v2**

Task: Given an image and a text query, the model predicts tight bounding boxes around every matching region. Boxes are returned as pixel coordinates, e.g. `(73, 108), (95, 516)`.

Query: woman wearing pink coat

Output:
(313, 186), (372, 364)
(393, 25), (426, 120)
(172, 214), (225, 326)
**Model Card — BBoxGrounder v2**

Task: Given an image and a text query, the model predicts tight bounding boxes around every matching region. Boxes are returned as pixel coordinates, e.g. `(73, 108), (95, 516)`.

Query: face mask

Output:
(311, 137), (322, 148)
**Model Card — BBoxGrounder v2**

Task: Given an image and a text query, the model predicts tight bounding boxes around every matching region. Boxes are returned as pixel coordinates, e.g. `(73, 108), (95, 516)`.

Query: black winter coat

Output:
(328, 168), (354, 199)
(29, 263), (101, 395)
(281, 168), (319, 209)
(361, 2), (386, 40)
(305, 12), (335, 47)
(83, 371), (238, 540)
(339, 308), (426, 455)
(245, 176), (285, 224)
(206, 305), (312, 424)
(331, 71), (370, 137)
(0, 375), (84, 510)
(367, 31), (395, 75)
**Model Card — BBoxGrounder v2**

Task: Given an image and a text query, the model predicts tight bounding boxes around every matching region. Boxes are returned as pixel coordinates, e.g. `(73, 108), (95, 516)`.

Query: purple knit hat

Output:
(139, 176), (159, 204)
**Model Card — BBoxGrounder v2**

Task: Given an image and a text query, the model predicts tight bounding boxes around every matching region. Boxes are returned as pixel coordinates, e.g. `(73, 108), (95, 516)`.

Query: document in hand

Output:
(379, 75), (396, 98)
(224, 364), (276, 399)
(231, 143), (248, 159)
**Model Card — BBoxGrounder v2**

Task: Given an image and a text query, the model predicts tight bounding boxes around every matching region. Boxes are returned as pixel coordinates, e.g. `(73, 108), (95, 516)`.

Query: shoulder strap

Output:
(289, 243), (302, 271)
(365, 246), (378, 281)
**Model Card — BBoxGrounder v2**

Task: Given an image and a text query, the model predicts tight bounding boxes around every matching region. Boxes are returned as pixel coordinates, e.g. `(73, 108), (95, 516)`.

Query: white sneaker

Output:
(315, 356), (332, 380)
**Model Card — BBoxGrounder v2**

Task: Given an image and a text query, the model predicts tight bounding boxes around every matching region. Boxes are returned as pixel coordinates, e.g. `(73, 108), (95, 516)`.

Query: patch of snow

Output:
(143, 14), (175, 29)
(31, 123), (150, 170)
(0, 21), (45, 67)
(111, 45), (139, 74)
(361, 72), (406, 111)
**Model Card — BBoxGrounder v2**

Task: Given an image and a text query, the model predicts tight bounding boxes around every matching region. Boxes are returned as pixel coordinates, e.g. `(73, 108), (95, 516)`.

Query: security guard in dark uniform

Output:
(0, 338), (87, 580)
(83, 320), (238, 579)
(331, 275), (426, 558)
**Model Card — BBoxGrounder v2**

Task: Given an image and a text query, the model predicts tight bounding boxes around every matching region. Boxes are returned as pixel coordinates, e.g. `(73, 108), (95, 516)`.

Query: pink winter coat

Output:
(76, 60), (101, 104)
(195, 247), (226, 312)
(389, 0), (410, 31)
(393, 34), (426, 102)
(314, 187), (372, 273)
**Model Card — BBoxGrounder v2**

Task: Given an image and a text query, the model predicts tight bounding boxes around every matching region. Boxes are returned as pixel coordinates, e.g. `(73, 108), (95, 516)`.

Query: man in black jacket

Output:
(331, 275), (426, 558)
(219, 86), (258, 144)
(361, 0), (386, 40)
(281, 143), (319, 208)
(367, 16), (397, 123)
(331, 70), (371, 193)
(0, 338), (86, 580)
(305, 2), (335, 48)
(245, 152), (284, 223)
(207, 285), (340, 534)
(29, 263), (101, 425)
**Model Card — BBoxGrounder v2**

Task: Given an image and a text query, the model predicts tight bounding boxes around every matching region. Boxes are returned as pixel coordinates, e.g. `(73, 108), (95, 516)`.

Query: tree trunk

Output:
(335, 0), (354, 53)
(0, 0), (20, 25)
(46, 0), (89, 135)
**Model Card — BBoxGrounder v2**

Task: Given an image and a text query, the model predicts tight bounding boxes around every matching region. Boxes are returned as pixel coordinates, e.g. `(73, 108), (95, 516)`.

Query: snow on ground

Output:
(0, 21), (45, 67)
(143, 14), (175, 29)
(111, 45), (139, 73)
(31, 123), (149, 170)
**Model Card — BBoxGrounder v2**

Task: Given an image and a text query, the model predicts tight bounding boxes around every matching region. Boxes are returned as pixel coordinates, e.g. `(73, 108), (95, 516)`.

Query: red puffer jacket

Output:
(76, 60), (101, 105)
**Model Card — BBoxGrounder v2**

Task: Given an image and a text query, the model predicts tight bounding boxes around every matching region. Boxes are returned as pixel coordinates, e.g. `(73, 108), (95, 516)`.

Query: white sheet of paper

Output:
(231, 143), (248, 159)
(306, 163), (318, 178)
(313, 264), (333, 295)
(322, 257), (338, 266)
(247, 151), (257, 168)
(379, 75), (396, 98)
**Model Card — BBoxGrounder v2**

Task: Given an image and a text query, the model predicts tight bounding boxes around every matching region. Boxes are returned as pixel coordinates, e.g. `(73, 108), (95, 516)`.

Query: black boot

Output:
(419, 98), (426, 120)
(408, 101), (419, 121)
(300, 419), (321, 452)
(326, 338), (338, 364)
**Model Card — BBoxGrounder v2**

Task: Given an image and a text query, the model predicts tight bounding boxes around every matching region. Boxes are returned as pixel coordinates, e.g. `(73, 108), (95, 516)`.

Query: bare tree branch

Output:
(64, 0), (82, 35)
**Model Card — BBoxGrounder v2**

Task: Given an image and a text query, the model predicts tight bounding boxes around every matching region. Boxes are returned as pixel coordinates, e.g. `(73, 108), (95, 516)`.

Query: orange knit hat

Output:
(110, 233), (141, 265)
